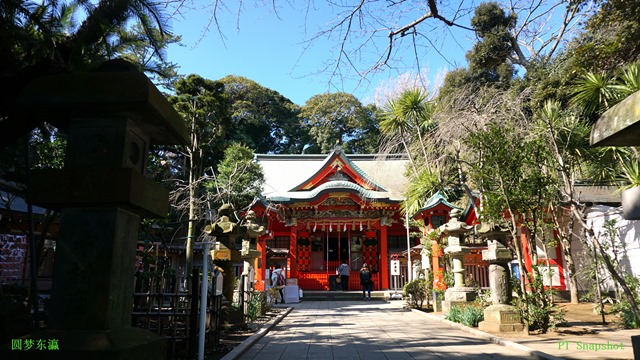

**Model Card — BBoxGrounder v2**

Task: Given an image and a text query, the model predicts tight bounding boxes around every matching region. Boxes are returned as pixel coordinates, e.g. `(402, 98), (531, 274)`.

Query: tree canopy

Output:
(299, 92), (379, 154)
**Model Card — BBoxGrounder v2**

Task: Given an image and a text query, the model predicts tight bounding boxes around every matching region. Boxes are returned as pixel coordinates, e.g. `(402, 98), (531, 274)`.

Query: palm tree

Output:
(380, 89), (437, 177)
(397, 89), (434, 162)
(380, 98), (418, 176)
(0, 0), (171, 147)
(571, 61), (640, 118)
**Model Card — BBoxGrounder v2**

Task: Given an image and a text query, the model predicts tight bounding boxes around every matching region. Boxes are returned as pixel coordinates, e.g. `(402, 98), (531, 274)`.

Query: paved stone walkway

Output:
(238, 301), (539, 360)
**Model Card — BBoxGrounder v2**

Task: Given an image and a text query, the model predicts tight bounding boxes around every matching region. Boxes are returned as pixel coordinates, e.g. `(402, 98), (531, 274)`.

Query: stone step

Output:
(300, 290), (400, 301)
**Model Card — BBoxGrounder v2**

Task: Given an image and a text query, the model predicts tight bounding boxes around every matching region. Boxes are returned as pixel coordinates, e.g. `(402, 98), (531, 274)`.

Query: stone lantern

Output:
(203, 204), (247, 326)
(475, 223), (524, 333)
(440, 208), (475, 311)
(18, 59), (189, 359)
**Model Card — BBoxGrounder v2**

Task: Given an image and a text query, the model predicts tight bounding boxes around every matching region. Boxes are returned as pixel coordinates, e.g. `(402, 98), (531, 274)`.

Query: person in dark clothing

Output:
(360, 263), (372, 301)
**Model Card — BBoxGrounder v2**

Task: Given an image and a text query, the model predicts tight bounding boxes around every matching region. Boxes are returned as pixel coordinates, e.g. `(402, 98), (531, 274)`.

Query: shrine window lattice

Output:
(266, 236), (290, 249)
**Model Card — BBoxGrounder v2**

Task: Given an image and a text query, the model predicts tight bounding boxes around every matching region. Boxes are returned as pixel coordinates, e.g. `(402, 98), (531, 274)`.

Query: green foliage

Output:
(467, 121), (554, 230)
(219, 75), (303, 154)
(443, 269), (455, 289)
(460, 2), (517, 88)
(403, 277), (429, 309)
(513, 266), (565, 333)
(169, 74), (231, 168)
(445, 305), (463, 322)
(1, 0), (174, 145)
(117, 23), (181, 90)
(619, 157), (640, 189)
(212, 143), (265, 209)
(247, 291), (266, 321)
(474, 288), (492, 308)
(299, 92), (377, 153)
(460, 306), (485, 327)
(470, 2), (516, 36)
(611, 274), (640, 329)
(445, 305), (484, 327)
(614, 300), (640, 329)
(565, 0), (640, 74)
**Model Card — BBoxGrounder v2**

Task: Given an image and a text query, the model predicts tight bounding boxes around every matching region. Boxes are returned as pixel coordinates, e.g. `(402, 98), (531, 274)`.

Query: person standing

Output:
(360, 263), (372, 301)
(338, 260), (350, 291)
(271, 264), (286, 304)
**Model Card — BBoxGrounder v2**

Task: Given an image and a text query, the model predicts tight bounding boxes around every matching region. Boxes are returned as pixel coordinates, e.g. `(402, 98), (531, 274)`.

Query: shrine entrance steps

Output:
(302, 290), (390, 301)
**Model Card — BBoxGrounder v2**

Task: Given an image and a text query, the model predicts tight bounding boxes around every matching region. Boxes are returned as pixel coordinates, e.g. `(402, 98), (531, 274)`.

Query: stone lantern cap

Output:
(482, 240), (512, 263)
(440, 208), (472, 235)
(18, 59), (188, 145)
(475, 222), (509, 242)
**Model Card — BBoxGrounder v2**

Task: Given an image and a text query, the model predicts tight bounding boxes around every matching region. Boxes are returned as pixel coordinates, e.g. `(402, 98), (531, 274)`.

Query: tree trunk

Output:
(564, 214), (579, 304)
(590, 231), (640, 322)
(576, 207), (640, 324)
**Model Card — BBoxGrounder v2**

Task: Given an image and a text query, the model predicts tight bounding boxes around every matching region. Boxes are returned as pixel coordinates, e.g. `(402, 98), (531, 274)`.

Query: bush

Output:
(445, 305), (463, 323)
(610, 274), (640, 329)
(614, 300), (640, 328)
(445, 305), (484, 327)
(513, 266), (565, 333)
(404, 278), (429, 309)
(461, 306), (484, 327)
(246, 291), (266, 321)
(474, 288), (492, 308)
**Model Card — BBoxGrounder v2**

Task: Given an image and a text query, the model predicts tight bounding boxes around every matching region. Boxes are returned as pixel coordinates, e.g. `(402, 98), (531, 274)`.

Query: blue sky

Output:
(165, 3), (471, 106)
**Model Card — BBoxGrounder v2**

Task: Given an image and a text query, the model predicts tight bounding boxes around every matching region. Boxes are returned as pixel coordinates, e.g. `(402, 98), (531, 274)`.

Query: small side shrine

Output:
(252, 148), (411, 291)
(412, 191), (460, 290)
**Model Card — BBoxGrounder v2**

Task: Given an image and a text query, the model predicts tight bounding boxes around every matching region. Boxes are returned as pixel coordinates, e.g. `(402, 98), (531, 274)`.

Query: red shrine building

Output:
(250, 149), (413, 291)
(248, 148), (569, 293)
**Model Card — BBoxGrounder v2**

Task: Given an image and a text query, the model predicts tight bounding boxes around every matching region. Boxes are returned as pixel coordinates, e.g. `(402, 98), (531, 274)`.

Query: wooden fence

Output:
(132, 269), (222, 360)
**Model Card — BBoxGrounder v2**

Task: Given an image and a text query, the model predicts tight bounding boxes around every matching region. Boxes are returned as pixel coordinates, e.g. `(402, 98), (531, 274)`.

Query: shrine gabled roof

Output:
(255, 150), (409, 203)
(290, 149), (386, 192)
(411, 191), (460, 219)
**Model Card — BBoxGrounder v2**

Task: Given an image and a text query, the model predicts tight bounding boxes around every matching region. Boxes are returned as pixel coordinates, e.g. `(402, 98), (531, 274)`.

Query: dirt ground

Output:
(481, 302), (624, 339)
(556, 302), (617, 325)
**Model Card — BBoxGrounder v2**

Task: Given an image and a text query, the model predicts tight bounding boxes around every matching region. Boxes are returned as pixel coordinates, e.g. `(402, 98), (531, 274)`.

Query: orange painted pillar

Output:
(432, 241), (445, 290)
(289, 226), (298, 279)
(380, 226), (389, 289)
(255, 235), (267, 290)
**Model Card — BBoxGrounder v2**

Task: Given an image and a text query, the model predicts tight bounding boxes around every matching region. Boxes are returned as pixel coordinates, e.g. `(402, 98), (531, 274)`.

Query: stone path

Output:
(237, 300), (539, 360)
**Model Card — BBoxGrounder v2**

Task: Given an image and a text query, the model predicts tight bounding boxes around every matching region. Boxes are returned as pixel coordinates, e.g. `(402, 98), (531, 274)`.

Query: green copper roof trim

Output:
(269, 180), (397, 203)
(412, 190), (461, 218)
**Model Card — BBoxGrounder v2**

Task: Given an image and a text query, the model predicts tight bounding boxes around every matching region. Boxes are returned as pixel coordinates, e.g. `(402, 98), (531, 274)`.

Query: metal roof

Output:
(256, 151), (410, 202)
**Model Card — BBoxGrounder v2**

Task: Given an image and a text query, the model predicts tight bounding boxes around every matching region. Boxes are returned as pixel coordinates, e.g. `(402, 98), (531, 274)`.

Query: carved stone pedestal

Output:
(443, 286), (478, 312)
(478, 304), (525, 332)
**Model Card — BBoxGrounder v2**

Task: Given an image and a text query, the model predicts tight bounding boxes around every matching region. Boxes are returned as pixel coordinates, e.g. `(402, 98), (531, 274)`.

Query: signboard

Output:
(390, 259), (400, 276)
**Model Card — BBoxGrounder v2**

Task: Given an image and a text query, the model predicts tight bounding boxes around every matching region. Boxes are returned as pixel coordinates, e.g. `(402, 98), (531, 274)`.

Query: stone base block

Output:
(444, 287), (478, 302)
(4, 327), (166, 360)
(442, 287), (477, 312)
(478, 321), (525, 332)
(478, 304), (524, 333)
